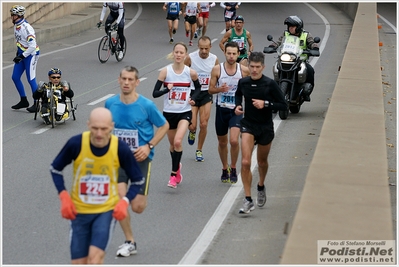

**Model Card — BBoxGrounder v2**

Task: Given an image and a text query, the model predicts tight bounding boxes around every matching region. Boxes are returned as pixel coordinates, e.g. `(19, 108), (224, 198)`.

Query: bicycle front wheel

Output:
(98, 35), (111, 63)
(115, 36), (127, 62)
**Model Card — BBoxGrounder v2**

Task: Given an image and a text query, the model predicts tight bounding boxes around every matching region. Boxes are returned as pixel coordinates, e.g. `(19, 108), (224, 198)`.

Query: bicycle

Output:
(98, 23), (127, 63)
(34, 83), (77, 128)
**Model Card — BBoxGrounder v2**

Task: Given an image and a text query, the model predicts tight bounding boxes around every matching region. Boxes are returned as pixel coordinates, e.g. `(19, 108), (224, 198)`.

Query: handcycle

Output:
(98, 22), (127, 63)
(34, 83), (77, 128)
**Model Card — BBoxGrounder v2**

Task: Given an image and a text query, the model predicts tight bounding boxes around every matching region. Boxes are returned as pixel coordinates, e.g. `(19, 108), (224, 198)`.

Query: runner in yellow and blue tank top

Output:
(50, 107), (144, 264)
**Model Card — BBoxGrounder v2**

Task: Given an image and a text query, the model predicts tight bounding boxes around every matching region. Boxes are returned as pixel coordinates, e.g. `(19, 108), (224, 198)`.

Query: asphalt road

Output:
(2, 3), (395, 266)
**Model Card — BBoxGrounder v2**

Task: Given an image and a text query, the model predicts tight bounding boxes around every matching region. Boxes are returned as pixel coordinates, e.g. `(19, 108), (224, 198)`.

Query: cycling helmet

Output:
(48, 68), (62, 76)
(284, 15), (303, 33)
(10, 5), (25, 16)
(235, 15), (244, 22)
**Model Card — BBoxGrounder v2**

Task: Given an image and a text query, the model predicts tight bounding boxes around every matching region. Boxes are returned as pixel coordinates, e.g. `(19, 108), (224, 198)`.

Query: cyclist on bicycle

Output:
(97, 2), (126, 59)
(33, 68), (74, 125)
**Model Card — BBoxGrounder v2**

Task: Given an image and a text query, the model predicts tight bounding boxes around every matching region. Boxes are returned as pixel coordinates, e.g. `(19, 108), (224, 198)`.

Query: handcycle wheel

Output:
(50, 92), (56, 128)
(98, 35), (111, 63)
(68, 98), (76, 121)
(33, 99), (40, 120)
(115, 35), (127, 62)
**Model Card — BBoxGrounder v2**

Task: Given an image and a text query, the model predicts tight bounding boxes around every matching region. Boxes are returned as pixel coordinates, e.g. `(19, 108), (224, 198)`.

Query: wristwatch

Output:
(264, 100), (269, 108)
(147, 143), (154, 149)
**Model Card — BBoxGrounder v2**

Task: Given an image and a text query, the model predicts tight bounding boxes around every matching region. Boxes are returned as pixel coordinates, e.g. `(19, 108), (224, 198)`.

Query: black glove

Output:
(312, 47), (319, 51)
(112, 23), (118, 31)
(269, 44), (276, 48)
(97, 21), (102, 28)
(13, 54), (25, 64)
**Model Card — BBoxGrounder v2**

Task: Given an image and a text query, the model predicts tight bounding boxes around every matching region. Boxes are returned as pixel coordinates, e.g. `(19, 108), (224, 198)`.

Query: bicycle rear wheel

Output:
(115, 36), (127, 62)
(98, 35), (111, 63)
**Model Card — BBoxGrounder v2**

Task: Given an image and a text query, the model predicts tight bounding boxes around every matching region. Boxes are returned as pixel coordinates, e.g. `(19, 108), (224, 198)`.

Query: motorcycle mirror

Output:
(314, 37), (320, 43)
(267, 35), (273, 41)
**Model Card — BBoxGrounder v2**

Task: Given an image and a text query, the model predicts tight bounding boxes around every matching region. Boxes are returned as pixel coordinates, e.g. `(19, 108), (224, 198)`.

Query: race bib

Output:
(114, 128), (139, 152)
(187, 8), (196, 16)
(79, 175), (110, 204)
(169, 4), (178, 13)
(225, 10), (233, 18)
(233, 39), (245, 50)
(218, 91), (236, 109)
(198, 73), (211, 90)
(168, 89), (188, 105)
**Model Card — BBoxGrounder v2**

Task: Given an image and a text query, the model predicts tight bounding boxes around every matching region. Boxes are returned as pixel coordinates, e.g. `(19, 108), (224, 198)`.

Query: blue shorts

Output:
(70, 210), (117, 260)
(215, 105), (242, 136)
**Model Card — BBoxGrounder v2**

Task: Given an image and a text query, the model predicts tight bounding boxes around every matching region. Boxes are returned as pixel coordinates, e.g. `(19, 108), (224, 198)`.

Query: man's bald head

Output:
(87, 107), (115, 148)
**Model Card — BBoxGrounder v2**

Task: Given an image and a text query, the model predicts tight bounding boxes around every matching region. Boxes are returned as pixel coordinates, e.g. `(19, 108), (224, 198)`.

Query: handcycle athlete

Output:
(33, 68), (74, 125)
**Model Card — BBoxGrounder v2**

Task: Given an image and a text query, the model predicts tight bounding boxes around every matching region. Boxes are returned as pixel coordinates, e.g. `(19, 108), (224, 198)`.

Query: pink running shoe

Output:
(167, 176), (177, 189)
(176, 163), (183, 184)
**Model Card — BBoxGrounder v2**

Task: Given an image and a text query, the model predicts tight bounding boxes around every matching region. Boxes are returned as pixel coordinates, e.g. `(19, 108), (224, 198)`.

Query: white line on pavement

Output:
(88, 94), (115, 106)
(31, 127), (51, 134)
(179, 3), (330, 264)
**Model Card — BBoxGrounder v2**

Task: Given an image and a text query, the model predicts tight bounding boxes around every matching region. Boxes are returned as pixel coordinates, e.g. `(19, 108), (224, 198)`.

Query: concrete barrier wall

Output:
(2, 2), (102, 54)
(3, 3), (91, 30)
(280, 2), (393, 264)
(333, 3), (359, 20)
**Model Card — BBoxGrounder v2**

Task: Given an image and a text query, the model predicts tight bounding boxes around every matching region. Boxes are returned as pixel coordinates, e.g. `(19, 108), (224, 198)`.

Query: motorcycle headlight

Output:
(280, 53), (294, 62)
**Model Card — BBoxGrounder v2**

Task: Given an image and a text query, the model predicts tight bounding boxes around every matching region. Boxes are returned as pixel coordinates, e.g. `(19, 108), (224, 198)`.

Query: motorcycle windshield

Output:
(278, 35), (302, 56)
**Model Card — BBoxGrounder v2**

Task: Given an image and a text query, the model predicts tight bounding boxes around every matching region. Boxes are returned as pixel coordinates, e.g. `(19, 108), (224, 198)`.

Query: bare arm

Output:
(184, 55), (191, 67)
(246, 30), (254, 52)
(214, 57), (220, 66)
(149, 122), (169, 147)
(209, 65), (221, 94)
(219, 31), (231, 52)
(241, 65), (250, 78)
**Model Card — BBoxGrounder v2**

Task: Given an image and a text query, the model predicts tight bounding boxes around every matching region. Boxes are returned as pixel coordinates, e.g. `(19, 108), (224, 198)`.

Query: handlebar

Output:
(264, 34), (321, 57)
(97, 23), (118, 32)
(263, 46), (320, 57)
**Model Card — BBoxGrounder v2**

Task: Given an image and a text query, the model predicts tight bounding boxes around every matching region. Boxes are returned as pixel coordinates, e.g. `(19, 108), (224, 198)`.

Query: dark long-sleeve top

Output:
(235, 75), (287, 125)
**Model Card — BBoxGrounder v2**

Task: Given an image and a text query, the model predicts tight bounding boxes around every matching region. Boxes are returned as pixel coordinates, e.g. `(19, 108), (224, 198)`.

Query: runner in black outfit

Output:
(234, 51), (287, 214)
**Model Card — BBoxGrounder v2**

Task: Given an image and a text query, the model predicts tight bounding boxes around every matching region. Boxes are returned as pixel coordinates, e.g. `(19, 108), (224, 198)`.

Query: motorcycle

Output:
(263, 34), (320, 120)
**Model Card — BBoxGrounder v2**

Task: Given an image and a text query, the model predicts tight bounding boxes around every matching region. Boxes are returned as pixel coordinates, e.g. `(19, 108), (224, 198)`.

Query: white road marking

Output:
(88, 94), (115, 105)
(179, 3), (331, 264)
(32, 127), (51, 134)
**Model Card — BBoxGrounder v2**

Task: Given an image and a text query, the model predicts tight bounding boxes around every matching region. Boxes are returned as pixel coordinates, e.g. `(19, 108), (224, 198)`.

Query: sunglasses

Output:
(50, 76), (61, 79)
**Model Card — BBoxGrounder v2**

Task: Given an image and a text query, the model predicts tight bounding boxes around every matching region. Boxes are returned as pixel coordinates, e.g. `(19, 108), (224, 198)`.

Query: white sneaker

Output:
(118, 51), (124, 60)
(116, 241), (137, 257)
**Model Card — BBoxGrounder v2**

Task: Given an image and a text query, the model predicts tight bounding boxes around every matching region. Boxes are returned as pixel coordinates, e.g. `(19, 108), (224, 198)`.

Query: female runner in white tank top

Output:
(153, 42), (201, 189)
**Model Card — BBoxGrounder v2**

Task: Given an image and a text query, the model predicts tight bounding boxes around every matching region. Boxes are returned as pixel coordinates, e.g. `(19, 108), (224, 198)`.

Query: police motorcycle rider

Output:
(33, 68), (74, 125)
(270, 15), (319, 101)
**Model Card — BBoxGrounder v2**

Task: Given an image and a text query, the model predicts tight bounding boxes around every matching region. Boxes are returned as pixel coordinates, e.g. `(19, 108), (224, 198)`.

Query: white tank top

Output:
(199, 2), (211, 12)
(163, 64), (192, 113)
(189, 52), (217, 91)
(185, 2), (198, 16)
(216, 62), (242, 109)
